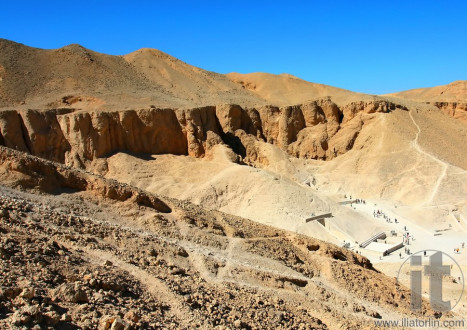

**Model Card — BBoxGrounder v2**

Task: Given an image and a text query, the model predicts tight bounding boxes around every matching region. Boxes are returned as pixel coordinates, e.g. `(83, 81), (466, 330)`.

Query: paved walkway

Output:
(342, 199), (467, 268)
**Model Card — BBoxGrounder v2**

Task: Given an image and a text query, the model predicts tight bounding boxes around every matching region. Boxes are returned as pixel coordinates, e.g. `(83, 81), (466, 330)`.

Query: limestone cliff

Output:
(431, 102), (467, 124)
(0, 99), (407, 167)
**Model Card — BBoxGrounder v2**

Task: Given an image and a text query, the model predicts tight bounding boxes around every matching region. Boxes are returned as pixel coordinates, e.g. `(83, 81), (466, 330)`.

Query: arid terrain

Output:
(1, 39), (466, 329)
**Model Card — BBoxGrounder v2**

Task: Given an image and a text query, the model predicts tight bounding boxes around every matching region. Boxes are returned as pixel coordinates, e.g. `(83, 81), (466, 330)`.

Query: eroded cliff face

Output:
(58, 109), (189, 167)
(0, 98), (407, 168)
(431, 102), (467, 124)
(0, 109), (71, 162)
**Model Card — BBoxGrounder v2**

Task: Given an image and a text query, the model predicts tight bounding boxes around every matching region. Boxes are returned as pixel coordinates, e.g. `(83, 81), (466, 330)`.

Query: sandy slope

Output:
(226, 72), (373, 107)
(102, 104), (467, 271)
(123, 49), (264, 107)
(101, 103), (466, 226)
(100, 105), (467, 318)
(386, 80), (467, 103)
(313, 104), (467, 201)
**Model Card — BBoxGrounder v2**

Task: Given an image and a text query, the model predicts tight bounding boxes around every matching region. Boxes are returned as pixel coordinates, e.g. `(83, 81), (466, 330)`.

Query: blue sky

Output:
(1, 1), (466, 94)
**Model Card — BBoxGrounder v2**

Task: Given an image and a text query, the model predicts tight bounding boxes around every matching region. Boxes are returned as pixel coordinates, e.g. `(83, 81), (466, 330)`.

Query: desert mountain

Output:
(122, 48), (265, 107)
(0, 39), (380, 110)
(386, 81), (467, 123)
(0, 38), (262, 109)
(2, 38), (465, 122)
(1, 39), (466, 327)
(387, 80), (467, 103)
(226, 72), (371, 107)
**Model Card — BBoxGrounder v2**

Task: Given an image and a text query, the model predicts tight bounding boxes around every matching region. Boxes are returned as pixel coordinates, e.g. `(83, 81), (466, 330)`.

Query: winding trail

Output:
(83, 248), (197, 328)
(408, 110), (448, 205)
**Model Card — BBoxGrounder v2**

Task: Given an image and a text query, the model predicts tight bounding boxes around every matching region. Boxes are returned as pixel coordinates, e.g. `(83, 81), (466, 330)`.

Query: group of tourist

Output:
(373, 210), (398, 224)
(345, 197), (465, 263)
(344, 195), (367, 208)
(403, 231), (412, 245)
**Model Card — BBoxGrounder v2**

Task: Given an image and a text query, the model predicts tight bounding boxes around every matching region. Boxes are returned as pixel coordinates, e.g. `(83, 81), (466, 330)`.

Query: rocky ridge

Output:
(0, 98), (407, 169)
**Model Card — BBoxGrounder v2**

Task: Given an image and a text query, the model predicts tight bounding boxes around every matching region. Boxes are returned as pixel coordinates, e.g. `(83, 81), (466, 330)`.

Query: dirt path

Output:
(83, 248), (197, 328)
(216, 237), (241, 281)
(409, 110), (449, 205)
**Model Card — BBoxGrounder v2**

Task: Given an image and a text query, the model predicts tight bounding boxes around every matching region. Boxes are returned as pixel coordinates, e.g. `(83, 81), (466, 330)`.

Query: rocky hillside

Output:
(387, 81), (467, 124)
(0, 38), (262, 109)
(226, 72), (371, 107)
(428, 102), (467, 124)
(0, 98), (407, 168)
(0, 146), (440, 328)
(0, 39), (376, 110)
(387, 80), (467, 103)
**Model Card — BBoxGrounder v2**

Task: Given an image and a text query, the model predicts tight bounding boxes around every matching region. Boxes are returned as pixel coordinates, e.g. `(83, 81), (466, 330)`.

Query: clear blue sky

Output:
(1, 1), (466, 94)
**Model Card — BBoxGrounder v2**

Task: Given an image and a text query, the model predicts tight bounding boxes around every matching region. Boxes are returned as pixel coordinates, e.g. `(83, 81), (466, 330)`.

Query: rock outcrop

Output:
(58, 108), (189, 167)
(431, 102), (467, 124)
(0, 146), (172, 213)
(0, 99), (408, 167)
